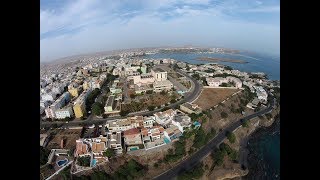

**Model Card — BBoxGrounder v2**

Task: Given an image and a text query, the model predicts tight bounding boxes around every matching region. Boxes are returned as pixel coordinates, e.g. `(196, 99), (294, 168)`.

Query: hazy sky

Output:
(40, 0), (280, 62)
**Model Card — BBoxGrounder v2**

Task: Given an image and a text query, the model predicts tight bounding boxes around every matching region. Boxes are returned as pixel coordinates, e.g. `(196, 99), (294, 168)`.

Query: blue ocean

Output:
(145, 51), (280, 80)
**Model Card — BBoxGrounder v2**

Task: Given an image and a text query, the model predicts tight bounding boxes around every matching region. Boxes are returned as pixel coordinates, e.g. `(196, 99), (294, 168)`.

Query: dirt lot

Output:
(40, 165), (56, 180)
(122, 91), (181, 112)
(46, 129), (82, 150)
(194, 88), (241, 110)
(199, 91), (254, 134)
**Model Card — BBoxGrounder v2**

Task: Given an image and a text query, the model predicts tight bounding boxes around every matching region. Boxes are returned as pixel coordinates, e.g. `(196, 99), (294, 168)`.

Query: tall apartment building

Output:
(73, 90), (91, 118)
(55, 105), (74, 119)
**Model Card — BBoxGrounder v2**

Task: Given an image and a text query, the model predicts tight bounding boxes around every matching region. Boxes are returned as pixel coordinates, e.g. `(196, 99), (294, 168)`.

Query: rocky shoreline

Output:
(242, 114), (280, 180)
(196, 57), (248, 64)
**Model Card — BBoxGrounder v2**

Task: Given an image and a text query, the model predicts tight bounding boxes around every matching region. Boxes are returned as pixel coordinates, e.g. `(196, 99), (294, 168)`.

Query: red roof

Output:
(123, 128), (140, 136)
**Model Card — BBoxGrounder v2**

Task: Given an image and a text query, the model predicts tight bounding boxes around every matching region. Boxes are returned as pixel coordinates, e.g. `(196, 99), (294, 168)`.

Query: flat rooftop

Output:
(154, 68), (165, 72)
(106, 95), (115, 107)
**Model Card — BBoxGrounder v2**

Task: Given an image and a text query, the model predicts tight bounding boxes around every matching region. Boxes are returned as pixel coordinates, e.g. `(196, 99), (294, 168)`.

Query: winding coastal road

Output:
(40, 68), (202, 129)
(153, 97), (276, 180)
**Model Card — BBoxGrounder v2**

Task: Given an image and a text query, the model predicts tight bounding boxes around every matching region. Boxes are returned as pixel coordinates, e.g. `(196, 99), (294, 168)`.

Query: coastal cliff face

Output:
(203, 106), (280, 180)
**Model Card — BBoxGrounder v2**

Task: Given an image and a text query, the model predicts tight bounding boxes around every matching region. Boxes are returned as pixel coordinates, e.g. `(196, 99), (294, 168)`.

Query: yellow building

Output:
(82, 81), (90, 90)
(73, 100), (86, 118)
(68, 88), (79, 97)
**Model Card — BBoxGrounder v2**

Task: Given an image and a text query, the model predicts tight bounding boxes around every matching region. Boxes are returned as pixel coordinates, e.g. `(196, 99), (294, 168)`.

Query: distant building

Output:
(140, 65), (147, 74)
(206, 76), (242, 88)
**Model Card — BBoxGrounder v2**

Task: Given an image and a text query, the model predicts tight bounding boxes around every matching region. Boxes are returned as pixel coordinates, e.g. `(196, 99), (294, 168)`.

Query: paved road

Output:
(153, 97), (276, 180)
(40, 68), (202, 129)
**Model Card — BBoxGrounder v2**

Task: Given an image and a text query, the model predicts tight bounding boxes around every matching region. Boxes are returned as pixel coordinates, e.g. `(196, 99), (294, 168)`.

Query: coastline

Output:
(196, 57), (248, 64)
(242, 114), (280, 179)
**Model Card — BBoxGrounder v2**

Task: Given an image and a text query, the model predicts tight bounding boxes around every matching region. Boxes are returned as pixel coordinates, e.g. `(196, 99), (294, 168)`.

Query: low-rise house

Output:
(123, 128), (143, 151)
(255, 86), (268, 102)
(180, 102), (202, 114)
(141, 126), (166, 150)
(143, 116), (156, 128)
(154, 109), (176, 126)
(105, 116), (144, 132)
(172, 114), (192, 133)
(106, 132), (123, 155)
(75, 140), (89, 157)
(164, 125), (183, 142)
(206, 76), (242, 88)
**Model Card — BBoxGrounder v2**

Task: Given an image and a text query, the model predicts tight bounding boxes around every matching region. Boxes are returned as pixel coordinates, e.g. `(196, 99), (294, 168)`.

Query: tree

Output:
(226, 131), (236, 144)
(242, 120), (249, 128)
(265, 113), (273, 119)
(221, 111), (228, 118)
(119, 110), (129, 117)
(212, 148), (227, 166)
(170, 99), (177, 104)
(146, 90), (153, 94)
(77, 156), (91, 167)
(148, 106), (155, 111)
(40, 146), (50, 166)
(130, 94), (136, 99)
(92, 102), (104, 116)
(137, 68), (142, 74)
(103, 149), (115, 158)
(173, 63), (179, 70)
(225, 66), (233, 70)
(193, 128), (207, 149)
(191, 73), (200, 80)
(229, 149), (238, 161)
(186, 64), (190, 71)
(160, 90), (166, 95)
(220, 82), (230, 87)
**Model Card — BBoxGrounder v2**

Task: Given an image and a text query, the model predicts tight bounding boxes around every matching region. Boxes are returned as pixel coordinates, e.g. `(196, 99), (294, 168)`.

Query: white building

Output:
(143, 116), (156, 128)
(172, 115), (192, 133)
(154, 109), (176, 126)
(55, 105), (74, 119)
(41, 92), (57, 102)
(106, 132), (123, 155)
(130, 73), (155, 86)
(153, 80), (173, 92)
(255, 86), (268, 102)
(151, 68), (168, 81)
(45, 92), (71, 119)
(206, 76), (242, 88)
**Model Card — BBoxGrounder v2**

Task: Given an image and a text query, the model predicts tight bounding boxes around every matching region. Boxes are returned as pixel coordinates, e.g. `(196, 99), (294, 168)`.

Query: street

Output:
(40, 68), (202, 129)
(153, 98), (276, 180)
